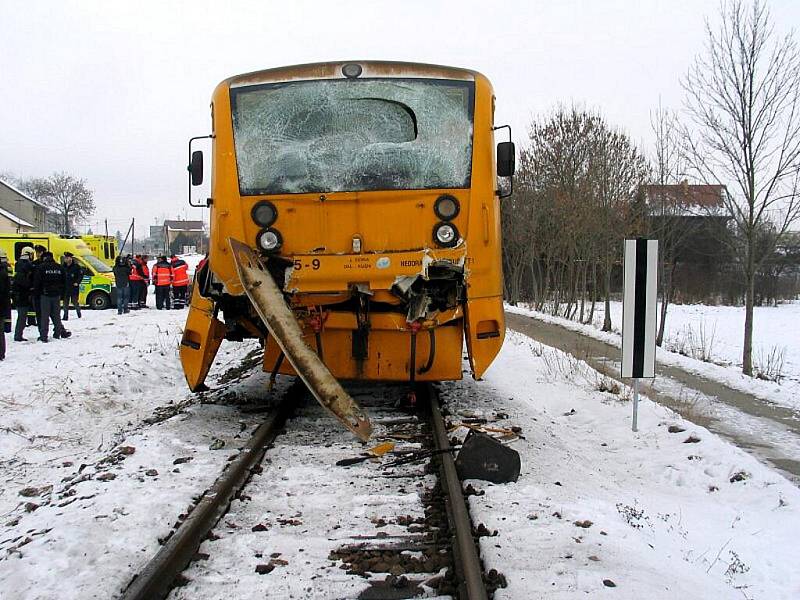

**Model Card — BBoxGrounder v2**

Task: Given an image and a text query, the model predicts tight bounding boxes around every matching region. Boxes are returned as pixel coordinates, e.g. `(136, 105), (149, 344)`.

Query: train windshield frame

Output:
(230, 78), (475, 195)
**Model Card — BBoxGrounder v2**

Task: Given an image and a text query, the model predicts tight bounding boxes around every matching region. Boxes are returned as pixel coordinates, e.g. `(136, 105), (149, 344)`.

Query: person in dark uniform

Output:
(0, 249), (10, 360)
(31, 244), (46, 325)
(12, 246), (35, 341)
(113, 255), (132, 315)
(152, 255), (173, 310)
(33, 252), (71, 342)
(61, 252), (84, 320)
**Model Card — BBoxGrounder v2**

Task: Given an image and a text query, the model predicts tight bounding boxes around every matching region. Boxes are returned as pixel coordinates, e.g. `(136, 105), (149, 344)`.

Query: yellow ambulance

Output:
(0, 233), (116, 309)
(79, 234), (119, 267)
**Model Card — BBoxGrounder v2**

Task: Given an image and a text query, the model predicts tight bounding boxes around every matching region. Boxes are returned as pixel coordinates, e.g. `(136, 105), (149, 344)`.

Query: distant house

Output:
(640, 183), (735, 302)
(0, 178), (50, 231)
(163, 220), (206, 255)
(0, 205), (34, 233)
(642, 183), (730, 263)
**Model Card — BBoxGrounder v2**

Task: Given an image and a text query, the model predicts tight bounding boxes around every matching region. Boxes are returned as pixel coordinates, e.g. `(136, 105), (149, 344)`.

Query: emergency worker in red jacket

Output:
(170, 255), (190, 309)
(139, 255), (150, 308)
(128, 255), (144, 311)
(152, 255), (173, 310)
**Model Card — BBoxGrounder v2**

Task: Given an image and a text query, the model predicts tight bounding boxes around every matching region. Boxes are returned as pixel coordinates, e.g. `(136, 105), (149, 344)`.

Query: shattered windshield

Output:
(230, 78), (474, 195)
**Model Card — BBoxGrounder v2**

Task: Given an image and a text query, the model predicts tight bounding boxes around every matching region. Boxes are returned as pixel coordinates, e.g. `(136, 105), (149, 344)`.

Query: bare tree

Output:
(501, 187), (538, 305)
(682, 0), (800, 375)
(515, 107), (601, 314)
(20, 172), (95, 235)
(590, 124), (651, 331)
(648, 103), (699, 346)
(504, 107), (648, 332)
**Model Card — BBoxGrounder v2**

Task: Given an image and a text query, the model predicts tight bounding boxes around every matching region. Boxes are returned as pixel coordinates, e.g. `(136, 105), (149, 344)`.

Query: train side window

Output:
(110, 244), (116, 259)
(104, 242), (110, 259)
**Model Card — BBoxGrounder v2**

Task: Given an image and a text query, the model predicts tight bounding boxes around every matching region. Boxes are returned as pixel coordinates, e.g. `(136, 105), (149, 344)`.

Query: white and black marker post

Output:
(621, 238), (658, 432)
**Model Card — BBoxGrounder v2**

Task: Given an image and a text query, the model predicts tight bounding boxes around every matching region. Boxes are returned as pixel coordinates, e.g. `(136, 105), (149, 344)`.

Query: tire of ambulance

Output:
(88, 290), (111, 310)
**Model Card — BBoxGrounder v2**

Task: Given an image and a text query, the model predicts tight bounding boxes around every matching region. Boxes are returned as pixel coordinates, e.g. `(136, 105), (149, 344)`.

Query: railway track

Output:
(121, 380), (495, 600)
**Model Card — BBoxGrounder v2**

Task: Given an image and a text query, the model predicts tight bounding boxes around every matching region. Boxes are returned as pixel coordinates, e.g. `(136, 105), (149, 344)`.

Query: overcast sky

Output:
(2, 0), (799, 235)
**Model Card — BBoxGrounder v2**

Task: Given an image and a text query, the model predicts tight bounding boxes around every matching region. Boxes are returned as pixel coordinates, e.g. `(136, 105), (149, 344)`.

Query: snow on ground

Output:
(0, 305), (269, 599)
(444, 331), (800, 599)
(507, 302), (800, 411)
(1, 302), (799, 599)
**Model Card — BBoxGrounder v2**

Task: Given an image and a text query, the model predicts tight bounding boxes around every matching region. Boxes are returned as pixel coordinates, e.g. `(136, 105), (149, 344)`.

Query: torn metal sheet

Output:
(392, 253), (466, 323)
(229, 237), (372, 441)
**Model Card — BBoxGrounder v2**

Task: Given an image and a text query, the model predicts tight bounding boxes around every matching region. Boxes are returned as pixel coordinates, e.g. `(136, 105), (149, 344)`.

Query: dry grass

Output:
(754, 345), (786, 383)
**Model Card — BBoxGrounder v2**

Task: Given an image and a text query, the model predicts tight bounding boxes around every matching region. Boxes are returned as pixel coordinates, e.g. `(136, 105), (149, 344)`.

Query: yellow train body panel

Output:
(181, 60), (506, 390)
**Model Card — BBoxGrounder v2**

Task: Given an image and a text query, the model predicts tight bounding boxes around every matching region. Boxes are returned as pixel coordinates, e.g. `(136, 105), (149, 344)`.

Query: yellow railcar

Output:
(180, 61), (514, 435)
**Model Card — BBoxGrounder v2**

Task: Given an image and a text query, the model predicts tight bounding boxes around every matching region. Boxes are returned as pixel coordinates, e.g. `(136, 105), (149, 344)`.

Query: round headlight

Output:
(433, 222), (459, 248)
(251, 201), (277, 227)
(434, 195), (460, 220)
(342, 63), (363, 79)
(257, 228), (282, 252)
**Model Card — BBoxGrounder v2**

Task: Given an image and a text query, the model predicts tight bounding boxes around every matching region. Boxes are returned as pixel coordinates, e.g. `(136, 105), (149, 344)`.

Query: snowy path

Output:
(506, 310), (800, 483)
(506, 303), (800, 412)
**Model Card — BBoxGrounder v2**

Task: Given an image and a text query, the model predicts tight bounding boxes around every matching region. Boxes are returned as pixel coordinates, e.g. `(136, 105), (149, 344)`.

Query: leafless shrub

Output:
(754, 345), (786, 383)
(596, 376), (621, 395)
(724, 551), (750, 583)
(672, 387), (705, 421)
(666, 322), (717, 363)
(540, 349), (586, 382)
(616, 501), (651, 530)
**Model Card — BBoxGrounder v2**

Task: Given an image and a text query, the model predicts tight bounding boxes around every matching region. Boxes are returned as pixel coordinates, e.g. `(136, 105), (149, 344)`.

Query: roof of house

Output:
(0, 178), (49, 210)
(164, 219), (205, 233)
(643, 183), (727, 216)
(0, 205), (34, 228)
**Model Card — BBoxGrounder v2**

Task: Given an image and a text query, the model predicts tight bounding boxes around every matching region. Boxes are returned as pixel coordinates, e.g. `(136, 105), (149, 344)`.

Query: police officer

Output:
(31, 244), (46, 324)
(33, 251), (71, 342)
(113, 255), (132, 315)
(152, 255), (173, 310)
(62, 252), (84, 320)
(12, 246), (35, 341)
(0, 249), (10, 360)
(170, 254), (189, 309)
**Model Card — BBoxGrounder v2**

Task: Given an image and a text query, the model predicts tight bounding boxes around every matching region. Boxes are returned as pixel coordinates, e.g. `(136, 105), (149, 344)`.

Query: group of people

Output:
(0, 244), (83, 360)
(112, 253), (189, 313)
(0, 247), (193, 360)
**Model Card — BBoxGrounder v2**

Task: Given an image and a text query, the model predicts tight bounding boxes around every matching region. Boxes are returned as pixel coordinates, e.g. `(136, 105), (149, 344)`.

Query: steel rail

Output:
(120, 391), (295, 600)
(428, 386), (489, 600)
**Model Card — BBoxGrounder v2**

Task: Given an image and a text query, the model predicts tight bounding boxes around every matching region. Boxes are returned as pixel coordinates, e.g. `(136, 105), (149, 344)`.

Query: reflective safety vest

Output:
(171, 260), (189, 287)
(141, 263), (150, 283)
(153, 264), (172, 286)
(129, 260), (144, 281)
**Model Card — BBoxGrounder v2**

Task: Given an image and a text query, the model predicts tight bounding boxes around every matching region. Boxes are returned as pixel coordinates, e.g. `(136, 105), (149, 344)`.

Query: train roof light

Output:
(342, 63), (363, 79)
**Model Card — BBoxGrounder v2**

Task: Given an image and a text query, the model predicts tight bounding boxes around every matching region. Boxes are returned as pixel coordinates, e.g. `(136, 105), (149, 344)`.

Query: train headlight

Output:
(257, 228), (283, 252)
(433, 222), (459, 248)
(251, 201), (277, 227)
(434, 194), (460, 220)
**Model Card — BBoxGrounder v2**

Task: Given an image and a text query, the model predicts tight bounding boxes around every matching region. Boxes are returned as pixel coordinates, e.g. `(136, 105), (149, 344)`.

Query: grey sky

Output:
(2, 0), (798, 235)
